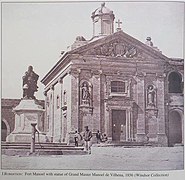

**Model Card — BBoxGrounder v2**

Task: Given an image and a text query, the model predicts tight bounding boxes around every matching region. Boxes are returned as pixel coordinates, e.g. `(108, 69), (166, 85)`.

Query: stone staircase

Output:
(96, 141), (145, 147)
(1, 142), (86, 156)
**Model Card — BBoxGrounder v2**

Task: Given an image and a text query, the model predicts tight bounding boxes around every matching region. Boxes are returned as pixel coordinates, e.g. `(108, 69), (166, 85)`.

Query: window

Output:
(168, 72), (182, 93)
(111, 81), (126, 93)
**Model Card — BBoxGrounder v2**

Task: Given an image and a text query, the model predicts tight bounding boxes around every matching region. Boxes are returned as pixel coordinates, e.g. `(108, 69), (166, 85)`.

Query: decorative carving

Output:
(51, 85), (54, 90)
(80, 70), (92, 79)
(164, 62), (177, 73)
(84, 40), (140, 58)
(146, 109), (158, 118)
(70, 69), (80, 78)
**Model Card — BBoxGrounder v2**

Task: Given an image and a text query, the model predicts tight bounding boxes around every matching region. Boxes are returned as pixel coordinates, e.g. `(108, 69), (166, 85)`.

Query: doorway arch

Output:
(1, 119), (10, 141)
(169, 110), (182, 146)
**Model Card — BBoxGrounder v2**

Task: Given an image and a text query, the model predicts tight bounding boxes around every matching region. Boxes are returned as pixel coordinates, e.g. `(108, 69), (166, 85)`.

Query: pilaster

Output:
(136, 73), (146, 142)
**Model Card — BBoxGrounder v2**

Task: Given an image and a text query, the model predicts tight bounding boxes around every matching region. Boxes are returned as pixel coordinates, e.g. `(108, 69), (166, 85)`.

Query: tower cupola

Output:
(91, 3), (115, 37)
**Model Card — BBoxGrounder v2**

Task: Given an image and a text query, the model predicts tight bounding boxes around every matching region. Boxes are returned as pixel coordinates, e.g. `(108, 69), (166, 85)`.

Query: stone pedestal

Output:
(6, 99), (46, 143)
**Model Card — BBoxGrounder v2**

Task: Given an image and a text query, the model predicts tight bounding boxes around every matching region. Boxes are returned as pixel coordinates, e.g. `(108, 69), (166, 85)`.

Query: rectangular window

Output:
(111, 81), (126, 93)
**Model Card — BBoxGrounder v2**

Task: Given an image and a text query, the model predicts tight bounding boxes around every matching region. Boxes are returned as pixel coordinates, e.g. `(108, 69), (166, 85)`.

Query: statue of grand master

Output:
(22, 66), (39, 99)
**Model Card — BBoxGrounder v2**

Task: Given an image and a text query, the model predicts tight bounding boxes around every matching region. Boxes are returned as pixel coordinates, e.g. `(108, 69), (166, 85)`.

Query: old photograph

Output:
(1, 0), (184, 177)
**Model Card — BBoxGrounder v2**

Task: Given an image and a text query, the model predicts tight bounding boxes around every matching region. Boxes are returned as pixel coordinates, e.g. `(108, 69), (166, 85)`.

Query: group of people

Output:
(74, 126), (108, 154)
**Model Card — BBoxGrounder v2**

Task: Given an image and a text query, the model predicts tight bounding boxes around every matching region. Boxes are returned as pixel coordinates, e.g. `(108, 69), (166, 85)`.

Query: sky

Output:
(2, 1), (184, 100)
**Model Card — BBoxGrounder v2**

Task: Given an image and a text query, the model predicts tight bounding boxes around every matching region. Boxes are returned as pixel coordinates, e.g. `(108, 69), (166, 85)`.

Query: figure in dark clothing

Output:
(96, 130), (101, 143)
(83, 126), (92, 154)
(74, 130), (79, 147)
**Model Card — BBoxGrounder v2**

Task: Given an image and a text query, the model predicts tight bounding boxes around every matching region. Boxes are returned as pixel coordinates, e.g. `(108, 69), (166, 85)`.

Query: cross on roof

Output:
(116, 19), (122, 29)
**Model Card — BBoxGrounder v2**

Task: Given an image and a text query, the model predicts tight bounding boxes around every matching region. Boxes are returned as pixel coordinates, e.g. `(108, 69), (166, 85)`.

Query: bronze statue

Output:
(22, 66), (39, 99)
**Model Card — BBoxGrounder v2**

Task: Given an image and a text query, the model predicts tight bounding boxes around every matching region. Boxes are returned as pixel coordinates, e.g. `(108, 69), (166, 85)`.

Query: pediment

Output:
(70, 31), (169, 61)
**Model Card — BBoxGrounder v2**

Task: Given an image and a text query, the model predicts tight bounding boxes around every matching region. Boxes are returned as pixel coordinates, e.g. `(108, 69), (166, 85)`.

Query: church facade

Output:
(41, 3), (184, 146)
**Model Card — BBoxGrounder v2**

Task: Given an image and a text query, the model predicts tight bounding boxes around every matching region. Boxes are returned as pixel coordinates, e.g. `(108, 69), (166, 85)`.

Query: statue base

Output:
(6, 99), (47, 143)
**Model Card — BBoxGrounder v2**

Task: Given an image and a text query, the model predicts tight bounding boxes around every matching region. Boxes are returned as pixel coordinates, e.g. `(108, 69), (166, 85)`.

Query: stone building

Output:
(1, 99), (45, 141)
(41, 3), (184, 146)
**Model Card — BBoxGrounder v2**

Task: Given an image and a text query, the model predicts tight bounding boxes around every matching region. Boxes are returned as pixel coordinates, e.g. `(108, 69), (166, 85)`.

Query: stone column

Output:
(71, 69), (80, 131)
(67, 69), (80, 144)
(59, 77), (63, 142)
(126, 109), (129, 141)
(130, 107), (134, 141)
(156, 75), (168, 146)
(136, 74), (146, 142)
(128, 108), (132, 141)
(43, 91), (48, 132)
(92, 71), (101, 133)
(50, 85), (55, 142)
(104, 100), (110, 140)
(107, 108), (112, 141)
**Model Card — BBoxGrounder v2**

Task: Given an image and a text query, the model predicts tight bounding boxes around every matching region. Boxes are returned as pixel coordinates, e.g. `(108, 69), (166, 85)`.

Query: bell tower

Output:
(91, 3), (115, 37)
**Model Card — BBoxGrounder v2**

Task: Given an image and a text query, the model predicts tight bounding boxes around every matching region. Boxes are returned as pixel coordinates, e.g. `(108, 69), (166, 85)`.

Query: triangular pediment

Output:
(70, 31), (169, 61)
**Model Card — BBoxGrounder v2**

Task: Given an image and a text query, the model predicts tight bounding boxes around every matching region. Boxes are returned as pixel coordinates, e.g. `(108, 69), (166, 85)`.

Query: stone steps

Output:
(2, 142), (68, 146)
(96, 141), (145, 147)
(1, 142), (86, 156)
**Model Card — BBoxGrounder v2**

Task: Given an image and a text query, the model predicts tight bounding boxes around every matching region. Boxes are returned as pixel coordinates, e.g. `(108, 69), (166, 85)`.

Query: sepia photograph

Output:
(1, 0), (184, 179)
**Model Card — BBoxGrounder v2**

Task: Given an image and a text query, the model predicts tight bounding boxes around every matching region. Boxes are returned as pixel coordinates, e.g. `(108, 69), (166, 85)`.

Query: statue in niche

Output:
(81, 82), (91, 105)
(22, 66), (39, 99)
(147, 85), (155, 107)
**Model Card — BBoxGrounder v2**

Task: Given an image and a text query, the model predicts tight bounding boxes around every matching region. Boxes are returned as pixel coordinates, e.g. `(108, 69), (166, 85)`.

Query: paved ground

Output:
(1, 146), (184, 171)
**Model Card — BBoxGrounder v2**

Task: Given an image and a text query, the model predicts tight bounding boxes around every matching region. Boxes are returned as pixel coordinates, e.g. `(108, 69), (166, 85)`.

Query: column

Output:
(59, 77), (63, 142)
(70, 70), (80, 131)
(156, 75), (167, 146)
(136, 74), (146, 142)
(43, 91), (48, 132)
(92, 72), (101, 133)
(51, 85), (54, 142)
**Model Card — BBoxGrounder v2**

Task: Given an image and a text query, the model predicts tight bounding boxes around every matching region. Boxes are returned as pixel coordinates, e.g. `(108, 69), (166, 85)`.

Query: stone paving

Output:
(1, 146), (184, 171)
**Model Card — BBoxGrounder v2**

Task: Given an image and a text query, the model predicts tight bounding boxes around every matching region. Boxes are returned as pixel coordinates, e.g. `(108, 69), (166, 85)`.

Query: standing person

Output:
(83, 126), (92, 154)
(96, 130), (101, 144)
(74, 130), (79, 147)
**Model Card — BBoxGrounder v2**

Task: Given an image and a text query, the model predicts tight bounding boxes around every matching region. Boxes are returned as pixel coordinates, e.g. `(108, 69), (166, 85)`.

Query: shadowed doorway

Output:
(112, 110), (126, 141)
(169, 111), (182, 146)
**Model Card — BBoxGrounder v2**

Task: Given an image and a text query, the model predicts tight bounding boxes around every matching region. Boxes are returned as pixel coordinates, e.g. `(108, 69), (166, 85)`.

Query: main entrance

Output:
(112, 110), (126, 141)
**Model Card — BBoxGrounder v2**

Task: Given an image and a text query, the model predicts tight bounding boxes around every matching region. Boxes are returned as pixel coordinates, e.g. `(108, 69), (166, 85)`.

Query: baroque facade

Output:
(41, 3), (184, 146)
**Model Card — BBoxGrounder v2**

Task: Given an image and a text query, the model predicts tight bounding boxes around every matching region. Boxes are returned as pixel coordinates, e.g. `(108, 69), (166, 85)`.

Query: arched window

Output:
(168, 72), (182, 93)
(111, 81), (126, 93)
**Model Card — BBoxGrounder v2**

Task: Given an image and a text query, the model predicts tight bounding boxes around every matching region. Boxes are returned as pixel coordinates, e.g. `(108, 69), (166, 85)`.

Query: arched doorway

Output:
(1, 121), (7, 141)
(169, 111), (182, 146)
